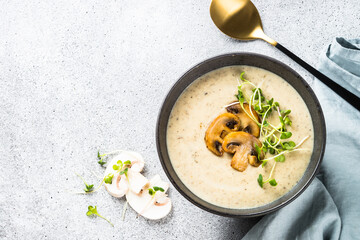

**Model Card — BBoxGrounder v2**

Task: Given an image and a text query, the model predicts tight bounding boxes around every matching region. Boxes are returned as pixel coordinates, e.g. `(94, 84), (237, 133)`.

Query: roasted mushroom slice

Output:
(222, 131), (264, 172)
(205, 113), (241, 156)
(226, 103), (261, 137)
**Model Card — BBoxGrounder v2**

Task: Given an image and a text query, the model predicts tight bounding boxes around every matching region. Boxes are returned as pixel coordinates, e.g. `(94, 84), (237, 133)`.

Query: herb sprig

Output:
(86, 205), (114, 226)
(235, 72), (309, 188)
(75, 172), (94, 192)
(97, 150), (124, 167)
(148, 186), (165, 197)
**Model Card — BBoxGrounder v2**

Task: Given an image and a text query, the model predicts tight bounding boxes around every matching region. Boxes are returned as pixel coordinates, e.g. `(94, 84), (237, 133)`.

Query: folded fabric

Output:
(243, 38), (360, 240)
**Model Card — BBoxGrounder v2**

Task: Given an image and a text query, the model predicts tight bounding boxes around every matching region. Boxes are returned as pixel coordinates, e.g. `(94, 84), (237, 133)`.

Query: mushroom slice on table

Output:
(126, 174), (171, 220)
(104, 156), (129, 198)
(105, 173), (129, 198)
(104, 151), (147, 197)
(226, 103), (261, 137)
(127, 169), (149, 194)
(222, 131), (264, 172)
(205, 112), (241, 156)
(111, 151), (145, 172)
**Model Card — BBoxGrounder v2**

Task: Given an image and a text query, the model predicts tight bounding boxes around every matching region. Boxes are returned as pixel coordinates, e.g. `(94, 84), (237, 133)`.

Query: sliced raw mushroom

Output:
(222, 131), (264, 172)
(104, 151), (148, 197)
(110, 151), (145, 172)
(205, 112), (241, 156)
(226, 103), (261, 137)
(104, 156), (129, 198)
(127, 168), (149, 194)
(105, 173), (129, 198)
(126, 174), (171, 220)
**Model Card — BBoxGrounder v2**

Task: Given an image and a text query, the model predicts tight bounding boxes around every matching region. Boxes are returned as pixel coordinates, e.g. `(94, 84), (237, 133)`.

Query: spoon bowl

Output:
(210, 0), (276, 45)
(209, 0), (360, 111)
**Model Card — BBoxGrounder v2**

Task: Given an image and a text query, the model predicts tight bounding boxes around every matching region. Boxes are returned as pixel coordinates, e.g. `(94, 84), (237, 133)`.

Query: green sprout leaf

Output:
(112, 160), (124, 171)
(284, 116), (292, 126)
(84, 184), (94, 192)
(153, 186), (165, 192)
(236, 88), (245, 103)
(263, 120), (269, 127)
(240, 72), (246, 81)
(86, 205), (113, 226)
(104, 173), (114, 184)
(257, 174), (264, 188)
(148, 188), (155, 196)
(119, 167), (128, 176)
(269, 179), (278, 186)
(75, 172), (94, 193)
(261, 160), (268, 167)
(275, 154), (285, 162)
(254, 144), (262, 160)
(281, 110), (291, 116)
(148, 186), (165, 196)
(123, 160), (131, 165)
(97, 150), (107, 166)
(267, 98), (274, 106)
(280, 132), (292, 139)
(283, 141), (296, 150)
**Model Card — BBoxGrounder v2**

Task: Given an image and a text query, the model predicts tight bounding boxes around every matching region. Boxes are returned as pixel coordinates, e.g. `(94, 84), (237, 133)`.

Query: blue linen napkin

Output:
(243, 38), (360, 240)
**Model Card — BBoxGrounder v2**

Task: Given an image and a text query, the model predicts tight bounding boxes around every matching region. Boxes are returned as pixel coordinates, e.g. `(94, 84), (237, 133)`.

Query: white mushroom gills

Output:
(126, 174), (172, 220)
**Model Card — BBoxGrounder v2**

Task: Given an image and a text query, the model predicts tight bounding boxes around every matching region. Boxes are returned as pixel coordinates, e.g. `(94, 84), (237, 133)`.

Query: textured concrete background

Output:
(0, 0), (358, 239)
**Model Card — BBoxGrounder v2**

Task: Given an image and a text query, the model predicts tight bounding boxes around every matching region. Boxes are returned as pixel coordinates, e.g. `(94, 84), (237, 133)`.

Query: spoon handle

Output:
(275, 43), (360, 111)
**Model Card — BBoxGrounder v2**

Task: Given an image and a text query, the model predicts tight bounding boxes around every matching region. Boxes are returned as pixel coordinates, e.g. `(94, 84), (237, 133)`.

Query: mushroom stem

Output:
(138, 197), (156, 217)
(295, 136), (310, 148)
(121, 201), (128, 221)
(262, 148), (309, 162)
(265, 161), (277, 182)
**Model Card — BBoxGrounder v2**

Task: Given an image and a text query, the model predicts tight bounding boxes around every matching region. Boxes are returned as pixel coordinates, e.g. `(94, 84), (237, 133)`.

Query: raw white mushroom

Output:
(125, 151), (145, 173)
(127, 169), (149, 194)
(126, 174), (172, 220)
(104, 151), (147, 198)
(105, 173), (129, 198)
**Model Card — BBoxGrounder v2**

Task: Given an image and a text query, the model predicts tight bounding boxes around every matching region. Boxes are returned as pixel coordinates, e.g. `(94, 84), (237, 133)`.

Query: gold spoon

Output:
(210, 0), (360, 111)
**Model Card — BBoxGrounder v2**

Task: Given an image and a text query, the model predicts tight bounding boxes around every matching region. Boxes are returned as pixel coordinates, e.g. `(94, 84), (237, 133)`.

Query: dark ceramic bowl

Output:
(156, 53), (326, 217)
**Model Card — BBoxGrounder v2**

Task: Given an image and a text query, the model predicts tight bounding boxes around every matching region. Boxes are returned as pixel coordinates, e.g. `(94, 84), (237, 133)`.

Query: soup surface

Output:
(167, 66), (314, 209)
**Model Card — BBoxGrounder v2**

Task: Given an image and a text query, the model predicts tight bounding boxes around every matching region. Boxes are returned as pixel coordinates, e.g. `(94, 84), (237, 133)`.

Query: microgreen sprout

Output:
(97, 150), (107, 166)
(111, 159), (131, 181)
(257, 162), (278, 188)
(86, 205), (114, 226)
(97, 150), (124, 167)
(148, 186), (165, 197)
(75, 172), (94, 192)
(236, 72), (310, 188)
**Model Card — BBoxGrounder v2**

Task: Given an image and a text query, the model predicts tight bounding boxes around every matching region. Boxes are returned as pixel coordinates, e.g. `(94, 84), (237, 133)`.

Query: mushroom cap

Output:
(204, 112), (241, 156)
(126, 174), (171, 220)
(226, 103), (260, 137)
(222, 131), (263, 172)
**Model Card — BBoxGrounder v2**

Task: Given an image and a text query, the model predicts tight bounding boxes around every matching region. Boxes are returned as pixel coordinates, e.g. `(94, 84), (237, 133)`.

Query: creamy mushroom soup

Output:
(167, 66), (314, 209)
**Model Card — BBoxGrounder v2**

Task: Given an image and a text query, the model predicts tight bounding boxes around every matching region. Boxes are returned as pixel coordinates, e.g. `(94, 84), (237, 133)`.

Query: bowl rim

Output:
(156, 52), (326, 217)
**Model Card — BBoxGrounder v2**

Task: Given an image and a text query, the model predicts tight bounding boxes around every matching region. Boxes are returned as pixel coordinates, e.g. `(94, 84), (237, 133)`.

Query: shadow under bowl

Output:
(156, 53), (326, 217)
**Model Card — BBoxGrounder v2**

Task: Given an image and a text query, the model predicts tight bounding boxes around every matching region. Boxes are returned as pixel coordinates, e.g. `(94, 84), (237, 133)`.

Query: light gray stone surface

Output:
(0, 0), (358, 239)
